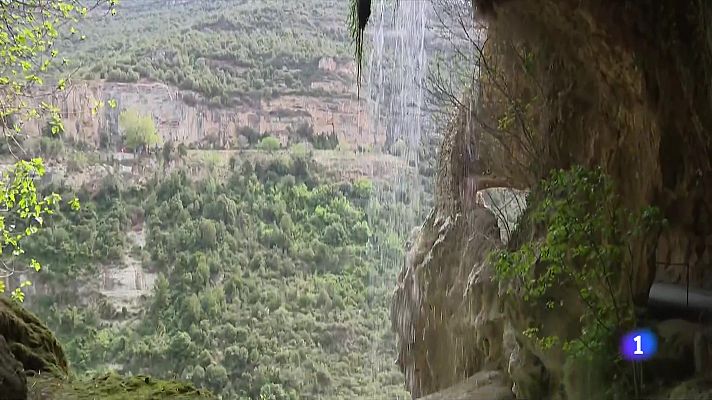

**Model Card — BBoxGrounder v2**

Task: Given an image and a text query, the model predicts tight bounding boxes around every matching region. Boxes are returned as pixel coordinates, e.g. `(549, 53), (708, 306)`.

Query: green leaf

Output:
(11, 288), (25, 302)
(69, 197), (80, 211)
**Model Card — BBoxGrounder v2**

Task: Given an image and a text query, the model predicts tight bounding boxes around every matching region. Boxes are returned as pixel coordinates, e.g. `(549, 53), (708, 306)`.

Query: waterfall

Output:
(367, 0), (431, 162)
(357, 1), (533, 398)
(362, 0), (433, 397)
(364, 0), (432, 224)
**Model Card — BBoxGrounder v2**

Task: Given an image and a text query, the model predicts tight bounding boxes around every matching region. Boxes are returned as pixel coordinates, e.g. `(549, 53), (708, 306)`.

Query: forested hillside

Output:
(61, 0), (352, 106)
(0, 0), (430, 398)
(23, 147), (413, 399)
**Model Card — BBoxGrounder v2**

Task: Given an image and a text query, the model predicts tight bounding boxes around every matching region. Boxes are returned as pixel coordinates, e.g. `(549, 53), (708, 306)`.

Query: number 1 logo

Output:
(633, 335), (643, 355)
(620, 329), (657, 361)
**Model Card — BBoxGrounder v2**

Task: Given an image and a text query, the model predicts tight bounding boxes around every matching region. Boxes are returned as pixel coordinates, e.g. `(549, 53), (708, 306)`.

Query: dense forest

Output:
(60, 0), (352, 106)
(0, 0), (435, 398)
(23, 145), (414, 399)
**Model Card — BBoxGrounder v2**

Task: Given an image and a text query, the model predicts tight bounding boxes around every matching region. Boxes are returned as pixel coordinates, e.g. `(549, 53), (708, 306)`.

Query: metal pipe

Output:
(687, 263), (690, 308)
(648, 282), (712, 315)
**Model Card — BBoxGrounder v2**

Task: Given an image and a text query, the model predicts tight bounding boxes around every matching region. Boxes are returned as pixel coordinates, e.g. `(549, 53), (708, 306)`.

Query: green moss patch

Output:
(29, 373), (213, 400)
(0, 297), (68, 376)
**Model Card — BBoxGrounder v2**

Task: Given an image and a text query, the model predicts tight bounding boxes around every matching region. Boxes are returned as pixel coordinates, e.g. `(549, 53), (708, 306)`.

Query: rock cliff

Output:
(27, 57), (381, 150)
(391, 0), (712, 399)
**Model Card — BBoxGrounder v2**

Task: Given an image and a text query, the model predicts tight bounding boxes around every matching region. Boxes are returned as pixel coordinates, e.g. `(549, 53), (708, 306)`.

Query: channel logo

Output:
(619, 328), (658, 361)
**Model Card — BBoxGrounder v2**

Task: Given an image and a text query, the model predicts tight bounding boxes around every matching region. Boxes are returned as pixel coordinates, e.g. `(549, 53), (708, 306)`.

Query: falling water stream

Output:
(364, 0), (433, 233)
(356, 1), (532, 398)
(361, 0), (433, 397)
(364, 0), (433, 287)
(367, 0), (431, 162)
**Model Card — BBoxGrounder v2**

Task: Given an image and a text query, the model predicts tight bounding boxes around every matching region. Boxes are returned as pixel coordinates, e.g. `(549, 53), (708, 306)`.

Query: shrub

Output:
(39, 137), (65, 158)
(491, 166), (665, 394)
(257, 136), (281, 152)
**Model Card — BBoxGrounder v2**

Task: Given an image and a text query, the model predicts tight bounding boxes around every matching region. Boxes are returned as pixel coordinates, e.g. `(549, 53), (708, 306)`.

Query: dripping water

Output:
(362, 0), (433, 397)
(357, 0), (531, 397)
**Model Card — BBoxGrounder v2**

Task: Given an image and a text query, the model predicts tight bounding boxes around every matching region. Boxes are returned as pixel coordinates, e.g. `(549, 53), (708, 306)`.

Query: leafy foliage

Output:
(60, 0), (351, 105)
(119, 109), (161, 151)
(0, 158), (79, 300)
(27, 153), (411, 400)
(492, 166), (665, 389)
(256, 136), (280, 152)
(0, 0), (114, 301)
(0, 0), (117, 138)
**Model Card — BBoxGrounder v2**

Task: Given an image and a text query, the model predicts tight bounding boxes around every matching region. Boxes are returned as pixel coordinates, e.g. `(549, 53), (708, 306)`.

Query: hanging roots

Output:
(349, 0), (371, 97)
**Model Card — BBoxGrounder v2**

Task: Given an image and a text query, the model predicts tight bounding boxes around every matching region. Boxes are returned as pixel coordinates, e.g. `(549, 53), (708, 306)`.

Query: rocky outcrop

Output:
(28, 78), (379, 150)
(0, 336), (27, 400)
(0, 297), (68, 376)
(391, 0), (712, 399)
(0, 297), (214, 400)
(28, 372), (214, 400)
(418, 371), (514, 400)
(392, 206), (516, 397)
(0, 297), (68, 400)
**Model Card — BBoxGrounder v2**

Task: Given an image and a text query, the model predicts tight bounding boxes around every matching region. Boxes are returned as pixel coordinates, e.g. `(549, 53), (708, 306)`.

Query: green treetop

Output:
(119, 109), (161, 151)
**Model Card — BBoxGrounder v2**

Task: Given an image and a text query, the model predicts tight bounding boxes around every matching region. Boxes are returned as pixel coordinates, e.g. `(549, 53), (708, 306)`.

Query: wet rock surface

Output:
(392, 206), (514, 397)
(391, 0), (712, 398)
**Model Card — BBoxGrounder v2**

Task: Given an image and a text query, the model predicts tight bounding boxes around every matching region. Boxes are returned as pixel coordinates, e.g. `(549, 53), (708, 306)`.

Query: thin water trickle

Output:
(369, 0), (431, 160)
(356, 1), (532, 397)
(363, 0), (433, 397)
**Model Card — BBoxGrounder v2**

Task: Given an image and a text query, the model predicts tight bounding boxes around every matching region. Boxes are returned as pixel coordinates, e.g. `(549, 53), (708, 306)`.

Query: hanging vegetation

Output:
(349, 0), (372, 96)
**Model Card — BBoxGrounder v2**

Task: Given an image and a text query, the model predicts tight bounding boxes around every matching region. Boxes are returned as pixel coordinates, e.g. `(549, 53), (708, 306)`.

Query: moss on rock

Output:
(28, 373), (214, 400)
(0, 335), (27, 400)
(0, 297), (68, 376)
(0, 298), (213, 400)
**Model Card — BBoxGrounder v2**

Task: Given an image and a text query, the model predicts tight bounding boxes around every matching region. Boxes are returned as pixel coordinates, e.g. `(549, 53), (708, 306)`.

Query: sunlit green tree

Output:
(257, 136), (281, 152)
(119, 109), (161, 152)
(0, 0), (117, 299)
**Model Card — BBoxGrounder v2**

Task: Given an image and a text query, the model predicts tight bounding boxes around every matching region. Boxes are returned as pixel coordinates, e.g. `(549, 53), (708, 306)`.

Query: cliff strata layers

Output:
(392, 0), (712, 399)
(27, 57), (380, 150)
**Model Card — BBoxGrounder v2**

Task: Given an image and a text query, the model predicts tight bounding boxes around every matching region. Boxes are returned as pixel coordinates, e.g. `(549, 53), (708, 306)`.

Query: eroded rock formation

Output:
(0, 297), (69, 399)
(0, 297), (214, 400)
(392, 207), (505, 396)
(0, 297), (69, 377)
(392, 0), (712, 399)
(0, 336), (27, 400)
(28, 71), (377, 150)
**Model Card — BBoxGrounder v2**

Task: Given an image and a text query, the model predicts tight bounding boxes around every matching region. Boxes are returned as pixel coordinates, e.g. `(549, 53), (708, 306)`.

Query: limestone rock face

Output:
(391, 206), (516, 397)
(418, 370), (514, 400)
(391, 0), (712, 399)
(0, 336), (27, 400)
(25, 80), (377, 150)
